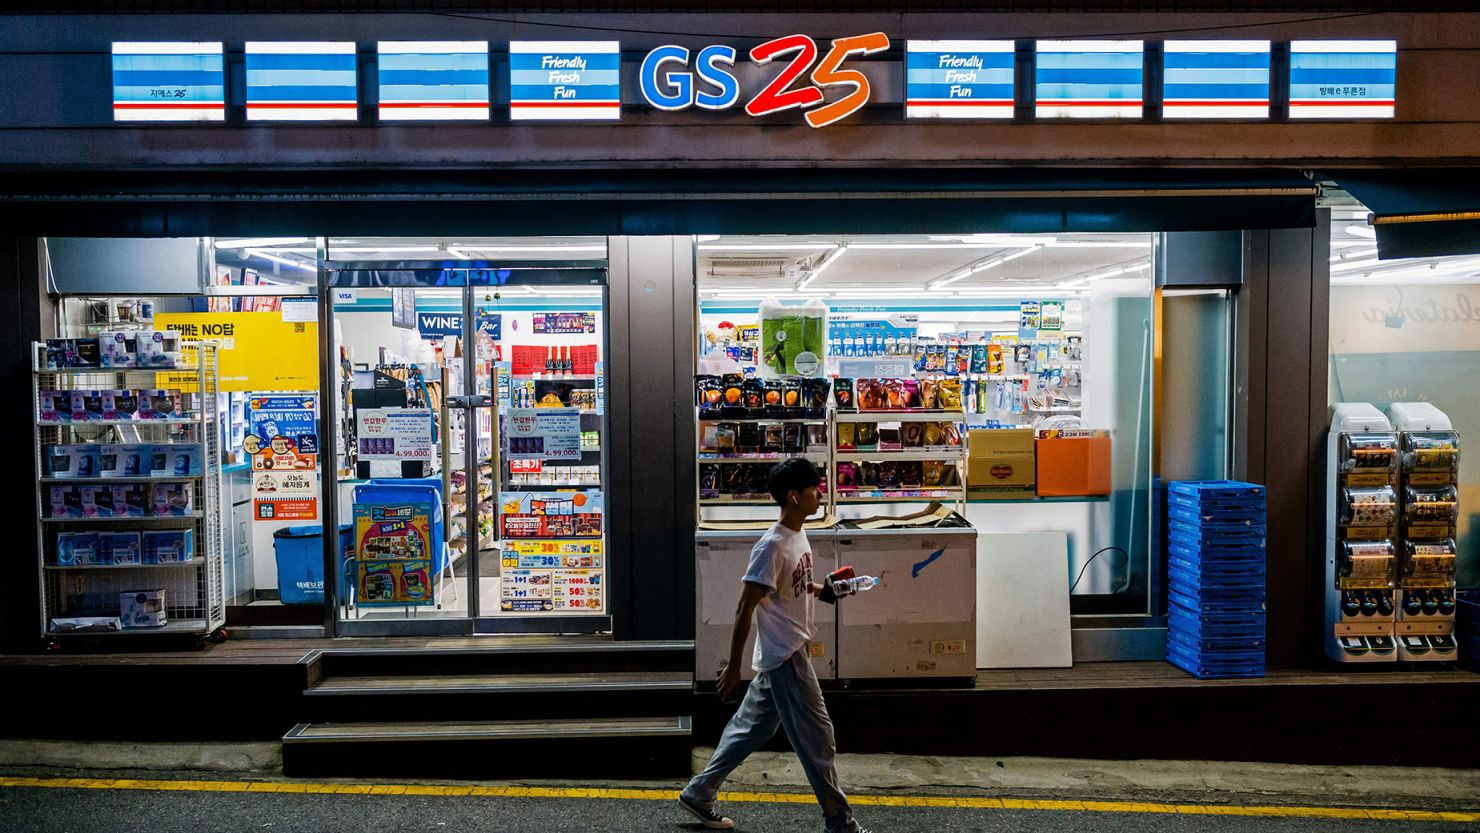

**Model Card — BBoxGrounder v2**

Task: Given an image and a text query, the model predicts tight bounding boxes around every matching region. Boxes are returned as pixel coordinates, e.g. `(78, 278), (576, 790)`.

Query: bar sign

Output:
(509, 41), (622, 121)
(905, 40), (1015, 119)
(112, 42), (225, 122)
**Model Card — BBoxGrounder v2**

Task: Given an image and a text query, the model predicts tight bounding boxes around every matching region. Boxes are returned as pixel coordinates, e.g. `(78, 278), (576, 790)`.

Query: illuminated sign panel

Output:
(377, 41), (489, 121)
(905, 40), (1014, 119)
(1290, 40), (1396, 119)
(1163, 40), (1270, 119)
(1035, 40), (1143, 119)
(509, 41), (622, 121)
(112, 42), (225, 122)
(245, 42), (357, 121)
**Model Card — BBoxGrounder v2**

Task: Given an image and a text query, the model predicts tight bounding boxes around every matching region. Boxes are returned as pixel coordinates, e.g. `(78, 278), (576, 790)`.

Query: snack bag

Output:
(856, 422), (879, 449)
(920, 378), (938, 409)
(900, 379), (921, 409)
(832, 378), (855, 410)
(938, 379), (963, 410)
(836, 462), (858, 490)
(722, 374), (745, 409)
(837, 423), (857, 451)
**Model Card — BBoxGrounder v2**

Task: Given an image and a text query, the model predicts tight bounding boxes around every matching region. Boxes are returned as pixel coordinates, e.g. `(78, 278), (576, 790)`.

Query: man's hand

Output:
(717, 663), (742, 704)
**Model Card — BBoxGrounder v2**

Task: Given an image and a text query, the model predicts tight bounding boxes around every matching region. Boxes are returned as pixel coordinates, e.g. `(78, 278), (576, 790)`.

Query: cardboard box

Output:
(119, 590), (167, 628)
(967, 429), (1036, 498)
(1036, 432), (1112, 497)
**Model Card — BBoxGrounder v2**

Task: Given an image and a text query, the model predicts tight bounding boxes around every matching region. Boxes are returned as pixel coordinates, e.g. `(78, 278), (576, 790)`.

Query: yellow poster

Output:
(155, 312), (318, 392)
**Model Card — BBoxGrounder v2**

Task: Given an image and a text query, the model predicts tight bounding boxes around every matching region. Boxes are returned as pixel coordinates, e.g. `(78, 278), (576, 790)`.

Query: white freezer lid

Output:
(697, 525), (976, 543)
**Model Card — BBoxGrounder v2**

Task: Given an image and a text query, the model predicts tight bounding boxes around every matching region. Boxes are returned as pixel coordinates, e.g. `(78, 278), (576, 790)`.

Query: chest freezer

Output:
(695, 528), (838, 683)
(834, 527), (977, 681)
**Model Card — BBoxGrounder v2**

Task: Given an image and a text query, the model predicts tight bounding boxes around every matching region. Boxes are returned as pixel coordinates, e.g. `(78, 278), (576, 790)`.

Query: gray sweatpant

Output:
(682, 650), (859, 833)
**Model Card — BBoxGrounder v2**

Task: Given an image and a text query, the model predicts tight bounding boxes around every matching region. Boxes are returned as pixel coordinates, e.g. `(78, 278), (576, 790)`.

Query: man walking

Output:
(678, 459), (869, 833)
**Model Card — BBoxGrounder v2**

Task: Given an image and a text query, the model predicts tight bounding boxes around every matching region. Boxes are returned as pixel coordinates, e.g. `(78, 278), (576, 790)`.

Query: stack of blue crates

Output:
(1166, 480), (1267, 679)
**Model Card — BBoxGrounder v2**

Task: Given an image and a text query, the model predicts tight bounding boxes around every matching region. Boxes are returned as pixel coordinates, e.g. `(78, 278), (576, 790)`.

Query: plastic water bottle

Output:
(835, 575), (880, 596)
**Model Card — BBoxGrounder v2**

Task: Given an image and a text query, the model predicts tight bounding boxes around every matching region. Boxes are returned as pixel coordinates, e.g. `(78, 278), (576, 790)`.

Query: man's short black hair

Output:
(768, 458), (822, 507)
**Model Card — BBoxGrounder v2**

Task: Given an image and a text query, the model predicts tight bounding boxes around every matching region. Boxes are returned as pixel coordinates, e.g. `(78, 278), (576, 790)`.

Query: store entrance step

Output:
(280, 716), (692, 779)
(309, 639), (693, 678)
(306, 670), (694, 696)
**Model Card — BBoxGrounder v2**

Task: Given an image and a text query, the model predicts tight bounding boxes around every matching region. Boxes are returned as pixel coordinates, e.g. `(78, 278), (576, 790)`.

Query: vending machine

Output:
(1325, 404), (1400, 663)
(1388, 403), (1461, 662)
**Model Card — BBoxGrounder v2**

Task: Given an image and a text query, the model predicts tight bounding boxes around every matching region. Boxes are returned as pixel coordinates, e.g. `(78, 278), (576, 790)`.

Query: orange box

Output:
(1036, 433), (1112, 497)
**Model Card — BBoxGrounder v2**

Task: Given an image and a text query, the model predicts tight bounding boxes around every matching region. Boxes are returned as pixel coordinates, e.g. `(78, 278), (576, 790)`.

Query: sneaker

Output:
(677, 795), (734, 830)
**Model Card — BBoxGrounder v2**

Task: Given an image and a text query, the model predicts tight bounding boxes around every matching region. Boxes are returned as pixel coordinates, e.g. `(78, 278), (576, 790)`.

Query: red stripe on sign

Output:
(1291, 99), (1395, 106)
(1165, 100), (1270, 106)
(114, 102), (224, 110)
(248, 102), (358, 109)
(510, 101), (620, 108)
(1038, 100), (1144, 107)
(379, 102), (489, 108)
(907, 100), (1014, 106)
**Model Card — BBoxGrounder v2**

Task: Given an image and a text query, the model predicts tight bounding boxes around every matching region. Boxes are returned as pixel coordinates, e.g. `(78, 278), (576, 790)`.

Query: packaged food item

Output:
(722, 374), (745, 411)
(737, 422), (761, 453)
(880, 379), (901, 410)
(900, 378), (921, 408)
(782, 377), (802, 412)
(699, 464), (720, 498)
(923, 422), (945, 447)
(899, 461), (923, 487)
(937, 378), (963, 410)
(855, 379), (881, 410)
(783, 423), (805, 453)
(876, 461), (900, 489)
(835, 462), (858, 491)
(837, 422), (857, 451)
(806, 378), (830, 411)
(940, 462), (960, 486)
(902, 422), (924, 447)
(922, 460), (944, 487)
(878, 426), (901, 451)
(919, 378), (938, 409)
(806, 424), (828, 451)
(699, 423), (719, 452)
(743, 378), (765, 414)
(697, 375), (723, 414)
(832, 378), (854, 410)
(721, 464), (746, 495)
(943, 422), (963, 446)
(763, 423), (785, 453)
(856, 422), (878, 449)
(763, 378), (784, 409)
(716, 423), (737, 453)
(746, 464), (769, 496)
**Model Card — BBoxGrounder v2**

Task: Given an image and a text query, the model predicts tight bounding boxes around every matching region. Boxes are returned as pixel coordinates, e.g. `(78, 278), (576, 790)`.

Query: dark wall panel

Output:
(1, 238), (47, 652)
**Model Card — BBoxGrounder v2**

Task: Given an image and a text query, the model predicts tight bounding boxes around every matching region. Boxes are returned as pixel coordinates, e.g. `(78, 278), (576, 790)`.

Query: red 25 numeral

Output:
(745, 34), (825, 117)
(745, 32), (891, 128)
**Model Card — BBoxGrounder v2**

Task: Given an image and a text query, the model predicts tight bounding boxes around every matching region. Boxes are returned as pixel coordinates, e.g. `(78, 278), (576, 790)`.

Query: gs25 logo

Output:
(639, 33), (891, 128)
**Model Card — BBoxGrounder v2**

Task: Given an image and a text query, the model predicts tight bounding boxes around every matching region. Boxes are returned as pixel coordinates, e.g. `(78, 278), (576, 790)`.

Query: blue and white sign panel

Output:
(245, 42), (357, 121)
(905, 40), (1014, 119)
(377, 41), (489, 121)
(1290, 40), (1396, 119)
(509, 41), (621, 121)
(112, 42), (225, 122)
(1163, 40), (1270, 119)
(1035, 41), (1143, 119)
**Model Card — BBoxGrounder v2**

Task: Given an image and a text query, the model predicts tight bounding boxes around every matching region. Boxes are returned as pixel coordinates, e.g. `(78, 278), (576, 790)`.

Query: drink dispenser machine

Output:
(1388, 402), (1461, 662)
(1326, 404), (1400, 663)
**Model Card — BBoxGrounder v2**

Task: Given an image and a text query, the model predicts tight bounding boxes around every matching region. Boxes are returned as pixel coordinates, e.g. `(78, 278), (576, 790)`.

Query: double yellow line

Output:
(0, 776), (1475, 823)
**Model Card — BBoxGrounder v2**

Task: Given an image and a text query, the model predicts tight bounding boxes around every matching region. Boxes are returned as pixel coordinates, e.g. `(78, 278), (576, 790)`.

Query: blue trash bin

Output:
(273, 524), (354, 605)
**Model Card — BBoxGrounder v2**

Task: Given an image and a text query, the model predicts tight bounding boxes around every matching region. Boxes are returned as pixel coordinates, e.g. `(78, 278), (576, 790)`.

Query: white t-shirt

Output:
(742, 523), (815, 673)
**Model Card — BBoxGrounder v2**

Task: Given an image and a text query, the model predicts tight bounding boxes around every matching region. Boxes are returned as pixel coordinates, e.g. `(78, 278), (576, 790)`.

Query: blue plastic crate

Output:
(1167, 504), (1267, 528)
(1167, 540), (1265, 567)
(1168, 480), (1266, 502)
(1169, 554), (1265, 583)
(1166, 644), (1266, 679)
(1169, 586), (1267, 613)
(1167, 627), (1266, 655)
(1168, 603), (1266, 640)
(1168, 525), (1267, 552)
(1167, 489), (1266, 514)
(1169, 566), (1265, 594)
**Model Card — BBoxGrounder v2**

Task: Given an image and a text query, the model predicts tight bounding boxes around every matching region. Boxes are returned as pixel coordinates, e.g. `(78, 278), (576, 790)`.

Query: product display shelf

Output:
(699, 416), (830, 424)
(34, 342), (225, 644)
(836, 490), (958, 503)
(835, 450), (963, 463)
(966, 492), (1110, 504)
(835, 410), (966, 423)
(831, 410), (968, 513)
(699, 452), (829, 463)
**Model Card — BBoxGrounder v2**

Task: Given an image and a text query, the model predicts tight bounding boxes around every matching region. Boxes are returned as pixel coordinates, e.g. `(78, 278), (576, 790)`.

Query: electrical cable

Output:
(1070, 545), (1130, 592)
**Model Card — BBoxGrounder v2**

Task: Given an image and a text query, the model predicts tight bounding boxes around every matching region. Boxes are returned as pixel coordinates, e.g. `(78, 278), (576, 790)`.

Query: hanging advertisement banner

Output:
(155, 312), (318, 392)
(501, 539), (604, 569)
(532, 312), (597, 334)
(353, 501), (435, 606)
(252, 471), (319, 521)
(501, 490), (603, 539)
(501, 568), (603, 612)
(244, 394), (319, 521)
(507, 407), (582, 461)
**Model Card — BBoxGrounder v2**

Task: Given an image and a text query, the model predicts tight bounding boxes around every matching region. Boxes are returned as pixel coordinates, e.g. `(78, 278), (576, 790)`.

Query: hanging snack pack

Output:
(759, 297), (827, 377)
(833, 378), (855, 411)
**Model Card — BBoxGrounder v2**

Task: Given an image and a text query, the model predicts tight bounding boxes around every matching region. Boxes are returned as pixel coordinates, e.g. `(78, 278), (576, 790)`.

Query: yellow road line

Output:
(0, 775), (1475, 823)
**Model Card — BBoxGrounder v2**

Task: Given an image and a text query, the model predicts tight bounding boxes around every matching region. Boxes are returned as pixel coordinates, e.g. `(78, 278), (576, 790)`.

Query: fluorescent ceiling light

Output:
(696, 235), (721, 242)
(925, 236), (1058, 247)
(699, 243), (838, 252)
(1035, 240), (1148, 249)
(446, 247), (474, 259)
(1330, 257), (1384, 273)
(796, 245), (848, 290)
(215, 237), (310, 249)
(1058, 261), (1149, 288)
(1345, 225), (1377, 239)
(245, 249), (315, 273)
(329, 246), (443, 254)
(1331, 247), (1379, 261)
(928, 244), (1044, 290)
(451, 244), (607, 253)
(847, 242), (1040, 251)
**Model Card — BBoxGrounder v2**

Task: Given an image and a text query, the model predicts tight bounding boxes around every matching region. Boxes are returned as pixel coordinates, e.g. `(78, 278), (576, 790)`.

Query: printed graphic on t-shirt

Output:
(790, 551), (813, 598)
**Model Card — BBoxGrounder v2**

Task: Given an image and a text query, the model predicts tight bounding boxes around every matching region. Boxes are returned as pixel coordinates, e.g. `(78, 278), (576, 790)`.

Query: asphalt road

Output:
(1, 778), (1475, 833)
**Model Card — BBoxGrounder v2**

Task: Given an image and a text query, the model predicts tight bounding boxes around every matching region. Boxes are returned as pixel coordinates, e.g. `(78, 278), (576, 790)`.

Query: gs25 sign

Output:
(639, 33), (891, 128)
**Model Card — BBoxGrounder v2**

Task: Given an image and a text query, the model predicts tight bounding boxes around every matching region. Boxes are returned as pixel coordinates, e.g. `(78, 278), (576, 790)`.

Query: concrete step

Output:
(312, 639), (694, 678)
(284, 715), (691, 744)
(306, 670), (693, 697)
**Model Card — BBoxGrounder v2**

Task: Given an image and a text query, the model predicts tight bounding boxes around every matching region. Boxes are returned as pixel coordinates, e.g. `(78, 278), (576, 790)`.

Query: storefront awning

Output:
(1327, 169), (1480, 260)
(0, 168), (1317, 237)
